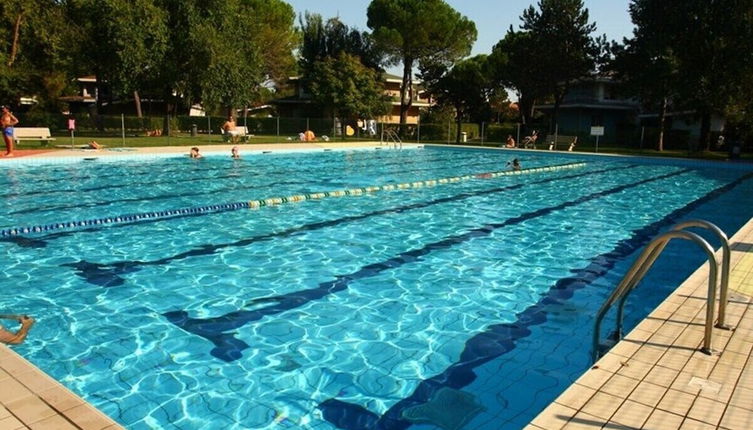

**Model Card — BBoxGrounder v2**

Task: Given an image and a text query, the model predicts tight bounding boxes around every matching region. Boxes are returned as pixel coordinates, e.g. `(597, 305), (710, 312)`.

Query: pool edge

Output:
(528, 216), (753, 429)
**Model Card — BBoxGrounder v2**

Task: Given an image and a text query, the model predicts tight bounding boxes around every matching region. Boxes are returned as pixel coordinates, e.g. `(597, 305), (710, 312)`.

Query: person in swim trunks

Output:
(1, 105), (19, 157)
(0, 315), (35, 344)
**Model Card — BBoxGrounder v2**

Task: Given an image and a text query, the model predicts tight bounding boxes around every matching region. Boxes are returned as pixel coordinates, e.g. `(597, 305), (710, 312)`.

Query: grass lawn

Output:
(13, 133), (752, 163)
(15, 133), (377, 150)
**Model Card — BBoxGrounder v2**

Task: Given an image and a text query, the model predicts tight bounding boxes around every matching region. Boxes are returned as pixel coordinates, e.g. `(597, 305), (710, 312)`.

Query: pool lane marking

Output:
(320, 169), (753, 429)
(163, 167), (691, 362)
(317, 169), (753, 430)
(0, 162), (586, 237)
(64, 164), (635, 288)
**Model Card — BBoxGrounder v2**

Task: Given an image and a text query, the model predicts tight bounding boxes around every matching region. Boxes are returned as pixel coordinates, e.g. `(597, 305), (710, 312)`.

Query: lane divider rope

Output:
(1, 162), (586, 237)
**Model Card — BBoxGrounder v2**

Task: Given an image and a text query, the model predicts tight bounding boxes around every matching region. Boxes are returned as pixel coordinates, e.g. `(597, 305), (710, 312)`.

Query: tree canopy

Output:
(367, 0), (476, 131)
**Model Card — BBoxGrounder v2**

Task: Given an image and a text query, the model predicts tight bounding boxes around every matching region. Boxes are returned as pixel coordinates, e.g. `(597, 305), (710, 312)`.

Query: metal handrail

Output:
(592, 229), (721, 363)
(613, 220), (732, 337)
(383, 129), (402, 148)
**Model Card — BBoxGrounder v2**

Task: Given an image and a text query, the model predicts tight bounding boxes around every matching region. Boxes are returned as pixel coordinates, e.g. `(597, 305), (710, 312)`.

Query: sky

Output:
(284, 0), (636, 59)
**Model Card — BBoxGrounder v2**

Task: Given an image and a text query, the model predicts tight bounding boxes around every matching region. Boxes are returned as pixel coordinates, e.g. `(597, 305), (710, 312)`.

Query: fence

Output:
(10, 112), (745, 153)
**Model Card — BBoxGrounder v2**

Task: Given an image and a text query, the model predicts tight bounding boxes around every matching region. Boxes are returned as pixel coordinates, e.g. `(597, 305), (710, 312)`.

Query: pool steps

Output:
(0, 162), (586, 237)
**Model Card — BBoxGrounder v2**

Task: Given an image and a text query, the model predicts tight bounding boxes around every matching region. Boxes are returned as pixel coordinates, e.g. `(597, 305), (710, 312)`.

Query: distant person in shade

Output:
(189, 147), (203, 158)
(507, 158), (521, 171)
(231, 146), (240, 159)
(1, 105), (19, 157)
(505, 135), (516, 148)
(0, 315), (35, 344)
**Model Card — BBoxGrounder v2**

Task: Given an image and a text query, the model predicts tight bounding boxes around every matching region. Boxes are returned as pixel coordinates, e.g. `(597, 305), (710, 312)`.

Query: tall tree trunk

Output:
(399, 58), (414, 136)
(94, 74), (104, 132)
(550, 87), (566, 133)
(7, 13), (23, 67)
(657, 97), (667, 152)
(134, 91), (143, 118)
(455, 107), (463, 144)
(162, 87), (173, 136)
(699, 111), (711, 152)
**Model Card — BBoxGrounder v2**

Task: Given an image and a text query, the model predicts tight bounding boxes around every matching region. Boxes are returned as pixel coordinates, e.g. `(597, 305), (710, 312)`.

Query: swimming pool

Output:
(1, 147), (752, 429)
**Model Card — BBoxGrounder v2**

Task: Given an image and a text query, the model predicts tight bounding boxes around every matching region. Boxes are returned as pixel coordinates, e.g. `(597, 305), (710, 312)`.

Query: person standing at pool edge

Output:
(0, 315), (35, 344)
(1, 105), (19, 157)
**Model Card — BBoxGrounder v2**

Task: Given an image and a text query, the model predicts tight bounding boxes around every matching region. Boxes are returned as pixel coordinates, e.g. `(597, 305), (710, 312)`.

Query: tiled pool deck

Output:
(1, 145), (751, 429)
(528, 217), (753, 430)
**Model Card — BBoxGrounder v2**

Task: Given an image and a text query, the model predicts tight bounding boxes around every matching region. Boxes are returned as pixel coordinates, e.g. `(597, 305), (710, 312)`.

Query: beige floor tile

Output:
(5, 396), (57, 426)
(686, 396), (726, 426)
(0, 378), (33, 404)
(601, 374), (641, 399)
(580, 391), (622, 421)
(679, 417), (717, 429)
(12, 370), (56, 394)
(728, 385), (753, 410)
(63, 404), (115, 430)
(671, 372), (704, 395)
(628, 380), (668, 408)
(35, 386), (83, 413)
(717, 350), (749, 370)
(657, 388), (696, 416)
(0, 355), (34, 379)
(719, 404), (753, 430)
(554, 384), (596, 410)
(0, 406), (9, 419)
(0, 414), (26, 430)
(0, 368), (10, 382)
(610, 339), (642, 359)
(615, 359), (654, 381)
(27, 414), (78, 430)
(574, 368), (613, 390)
(644, 364), (680, 387)
(631, 344), (668, 365)
(591, 353), (626, 373)
(657, 348), (695, 371)
(609, 399), (653, 429)
(560, 411), (608, 430)
(642, 409), (684, 430)
(531, 402), (577, 430)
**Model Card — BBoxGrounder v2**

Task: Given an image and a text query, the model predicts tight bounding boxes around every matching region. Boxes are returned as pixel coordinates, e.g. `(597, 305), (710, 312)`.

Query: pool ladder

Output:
(382, 128), (402, 149)
(592, 220), (731, 363)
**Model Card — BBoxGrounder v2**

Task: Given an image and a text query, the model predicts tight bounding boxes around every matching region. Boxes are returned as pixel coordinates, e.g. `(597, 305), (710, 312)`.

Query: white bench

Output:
(13, 127), (56, 145)
(221, 126), (251, 143)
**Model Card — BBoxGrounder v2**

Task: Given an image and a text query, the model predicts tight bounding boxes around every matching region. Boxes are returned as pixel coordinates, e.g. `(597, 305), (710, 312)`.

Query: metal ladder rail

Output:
(383, 128), (402, 149)
(592, 230), (719, 363)
(613, 220), (731, 335)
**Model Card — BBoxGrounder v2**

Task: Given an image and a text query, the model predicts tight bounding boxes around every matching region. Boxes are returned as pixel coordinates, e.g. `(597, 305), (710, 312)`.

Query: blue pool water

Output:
(1, 147), (752, 429)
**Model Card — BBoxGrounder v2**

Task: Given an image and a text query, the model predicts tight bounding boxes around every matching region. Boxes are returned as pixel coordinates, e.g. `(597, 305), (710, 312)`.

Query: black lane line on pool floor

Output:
(5, 153), (510, 216)
(162, 167), (691, 363)
(61, 165), (632, 287)
(316, 171), (753, 430)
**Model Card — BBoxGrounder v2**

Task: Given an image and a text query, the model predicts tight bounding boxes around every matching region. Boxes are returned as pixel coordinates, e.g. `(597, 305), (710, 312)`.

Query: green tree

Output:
(641, 0), (753, 150)
(308, 52), (390, 134)
(244, 0), (298, 86)
(488, 29), (548, 130)
(0, 1), (74, 110)
(69, 0), (168, 118)
(299, 13), (383, 76)
(611, 0), (679, 152)
(520, 0), (600, 128)
(425, 55), (492, 143)
(367, 0), (476, 132)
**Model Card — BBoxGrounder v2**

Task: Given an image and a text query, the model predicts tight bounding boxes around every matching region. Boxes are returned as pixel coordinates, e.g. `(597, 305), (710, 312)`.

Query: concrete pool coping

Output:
(1, 143), (751, 429)
(528, 216), (753, 430)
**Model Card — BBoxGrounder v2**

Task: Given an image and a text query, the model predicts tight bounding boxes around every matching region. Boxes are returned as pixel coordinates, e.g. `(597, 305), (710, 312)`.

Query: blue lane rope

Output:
(1, 162), (586, 237)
